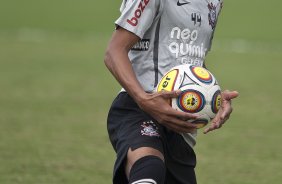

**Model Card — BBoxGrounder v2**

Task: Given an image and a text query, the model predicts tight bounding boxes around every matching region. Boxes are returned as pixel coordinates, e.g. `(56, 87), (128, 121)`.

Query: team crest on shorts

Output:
(207, 1), (223, 29)
(141, 121), (160, 137)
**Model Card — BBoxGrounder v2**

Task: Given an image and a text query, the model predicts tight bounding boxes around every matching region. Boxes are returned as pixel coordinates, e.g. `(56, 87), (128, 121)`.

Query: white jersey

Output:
(115, 0), (223, 147)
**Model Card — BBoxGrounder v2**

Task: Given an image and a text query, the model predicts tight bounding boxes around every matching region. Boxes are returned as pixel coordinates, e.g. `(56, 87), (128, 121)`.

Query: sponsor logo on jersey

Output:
(168, 27), (207, 61)
(127, 0), (150, 27)
(131, 39), (150, 51)
(181, 58), (204, 66)
(141, 121), (160, 137)
(177, 0), (191, 6)
(168, 27), (208, 66)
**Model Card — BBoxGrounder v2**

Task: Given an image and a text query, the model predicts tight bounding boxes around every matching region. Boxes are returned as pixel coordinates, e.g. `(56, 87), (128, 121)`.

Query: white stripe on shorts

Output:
(131, 178), (157, 184)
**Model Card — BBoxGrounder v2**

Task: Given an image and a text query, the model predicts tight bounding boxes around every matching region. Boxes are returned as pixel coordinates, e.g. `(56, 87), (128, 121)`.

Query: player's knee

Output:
(128, 155), (166, 184)
(126, 147), (164, 175)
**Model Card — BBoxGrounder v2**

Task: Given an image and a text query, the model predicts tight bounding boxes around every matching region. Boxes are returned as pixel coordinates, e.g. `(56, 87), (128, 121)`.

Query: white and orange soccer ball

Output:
(157, 64), (222, 129)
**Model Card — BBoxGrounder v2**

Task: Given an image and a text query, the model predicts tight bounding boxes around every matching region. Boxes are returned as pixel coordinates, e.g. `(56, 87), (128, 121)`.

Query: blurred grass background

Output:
(0, 0), (281, 183)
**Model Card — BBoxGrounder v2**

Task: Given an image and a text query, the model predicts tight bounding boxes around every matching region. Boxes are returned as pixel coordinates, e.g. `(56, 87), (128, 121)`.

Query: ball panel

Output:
(179, 72), (198, 88)
(191, 118), (209, 129)
(211, 90), (222, 114)
(157, 69), (179, 92)
(187, 114), (210, 129)
(176, 89), (206, 113)
(190, 66), (213, 84)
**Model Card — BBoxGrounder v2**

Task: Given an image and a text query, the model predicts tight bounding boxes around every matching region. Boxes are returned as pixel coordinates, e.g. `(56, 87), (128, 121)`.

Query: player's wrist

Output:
(131, 90), (149, 105)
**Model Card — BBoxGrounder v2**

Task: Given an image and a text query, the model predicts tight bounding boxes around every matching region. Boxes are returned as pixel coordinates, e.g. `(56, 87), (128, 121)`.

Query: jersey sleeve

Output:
(208, 0), (224, 51)
(115, 0), (162, 39)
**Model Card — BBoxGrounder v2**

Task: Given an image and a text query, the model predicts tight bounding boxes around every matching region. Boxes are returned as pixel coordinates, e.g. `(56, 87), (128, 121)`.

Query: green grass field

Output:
(0, 0), (282, 183)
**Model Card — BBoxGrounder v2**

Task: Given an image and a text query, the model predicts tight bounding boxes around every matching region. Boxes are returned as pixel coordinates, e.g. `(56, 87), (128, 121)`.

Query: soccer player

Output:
(104, 0), (239, 183)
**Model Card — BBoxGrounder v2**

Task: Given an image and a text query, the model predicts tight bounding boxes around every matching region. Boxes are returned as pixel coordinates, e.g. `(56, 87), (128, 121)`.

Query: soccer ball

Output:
(156, 64), (222, 129)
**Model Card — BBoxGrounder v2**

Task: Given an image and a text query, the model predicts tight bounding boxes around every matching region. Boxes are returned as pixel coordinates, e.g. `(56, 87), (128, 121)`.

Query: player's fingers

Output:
(159, 117), (194, 133)
(159, 90), (181, 99)
(168, 116), (198, 129)
(215, 109), (229, 125)
(220, 100), (233, 120)
(203, 126), (214, 134)
(220, 107), (232, 120)
(205, 111), (231, 134)
(222, 114), (230, 124)
(222, 90), (239, 101)
(203, 122), (221, 134)
(211, 111), (221, 124)
(204, 113), (223, 134)
(166, 108), (199, 120)
(159, 115), (197, 130)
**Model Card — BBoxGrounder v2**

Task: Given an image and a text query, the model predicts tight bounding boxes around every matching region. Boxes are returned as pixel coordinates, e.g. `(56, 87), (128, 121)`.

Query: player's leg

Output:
(162, 129), (197, 184)
(126, 147), (165, 184)
(107, 92), (166, 184)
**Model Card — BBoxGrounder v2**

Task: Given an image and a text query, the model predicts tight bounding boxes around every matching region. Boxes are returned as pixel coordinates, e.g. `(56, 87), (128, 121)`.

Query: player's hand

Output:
(137, 90), (198, 133)
(204, 90), (239, 134)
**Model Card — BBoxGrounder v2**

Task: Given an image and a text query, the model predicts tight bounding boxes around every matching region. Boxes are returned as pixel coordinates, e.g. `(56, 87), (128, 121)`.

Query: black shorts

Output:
(107, 92), (197, 184)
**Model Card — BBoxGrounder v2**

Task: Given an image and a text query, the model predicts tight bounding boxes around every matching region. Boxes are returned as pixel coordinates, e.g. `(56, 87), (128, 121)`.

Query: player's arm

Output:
(104, 27), (198, 133)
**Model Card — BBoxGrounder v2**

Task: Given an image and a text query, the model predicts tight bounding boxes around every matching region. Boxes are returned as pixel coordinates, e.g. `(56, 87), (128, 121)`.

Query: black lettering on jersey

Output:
(131, 39), (150, 51)
(191, 13), (201, 26)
